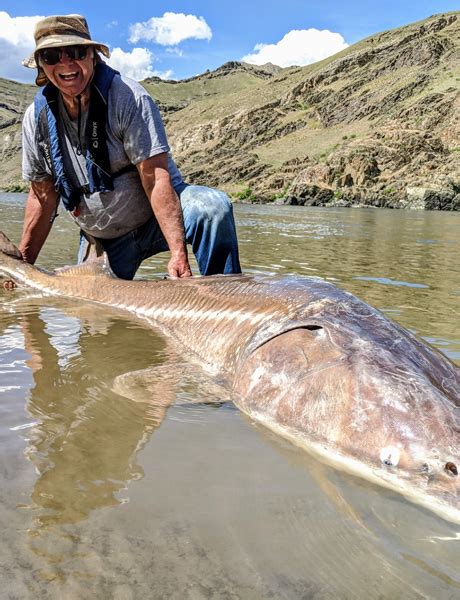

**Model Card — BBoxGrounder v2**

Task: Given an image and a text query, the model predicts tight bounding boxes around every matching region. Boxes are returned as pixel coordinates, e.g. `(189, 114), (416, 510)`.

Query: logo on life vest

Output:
(91, 121), (98, 149)
(41, 141), (52, 166)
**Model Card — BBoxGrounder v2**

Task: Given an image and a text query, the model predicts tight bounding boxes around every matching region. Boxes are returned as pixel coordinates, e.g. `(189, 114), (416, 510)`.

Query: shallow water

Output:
(1, 195), (460, 599)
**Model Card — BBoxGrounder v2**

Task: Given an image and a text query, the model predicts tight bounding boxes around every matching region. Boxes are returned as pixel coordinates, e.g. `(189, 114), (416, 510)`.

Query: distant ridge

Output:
(143, 61), (283, 86)
(0, 12), (458, 209)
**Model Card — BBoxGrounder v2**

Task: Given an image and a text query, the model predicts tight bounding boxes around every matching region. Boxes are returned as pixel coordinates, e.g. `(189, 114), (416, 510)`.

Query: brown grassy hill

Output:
(0, 12), (458, 209)
(159, 12), (459, 209)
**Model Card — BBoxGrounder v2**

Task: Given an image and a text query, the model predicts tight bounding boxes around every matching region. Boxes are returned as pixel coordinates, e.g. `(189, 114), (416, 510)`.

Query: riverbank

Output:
(230, 178), (460, 210)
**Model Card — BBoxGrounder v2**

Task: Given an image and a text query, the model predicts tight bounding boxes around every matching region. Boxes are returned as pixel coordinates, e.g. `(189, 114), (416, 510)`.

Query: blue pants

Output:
(78, 184), (241, 279)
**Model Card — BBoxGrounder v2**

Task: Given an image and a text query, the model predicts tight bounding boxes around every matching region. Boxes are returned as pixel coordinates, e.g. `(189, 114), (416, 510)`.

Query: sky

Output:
(0, 1), (458, 83)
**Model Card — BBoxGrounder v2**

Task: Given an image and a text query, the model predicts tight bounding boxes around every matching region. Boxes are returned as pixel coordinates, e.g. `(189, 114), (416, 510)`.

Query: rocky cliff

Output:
(0, 78), (35, 191)
(0, 12), (458, 209)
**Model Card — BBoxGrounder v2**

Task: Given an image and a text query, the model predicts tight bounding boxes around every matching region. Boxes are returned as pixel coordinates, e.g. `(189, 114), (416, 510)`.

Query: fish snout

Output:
(425, 465), (459, 499)
(416, 457), (459, 496)
(380, 445), (459, 494)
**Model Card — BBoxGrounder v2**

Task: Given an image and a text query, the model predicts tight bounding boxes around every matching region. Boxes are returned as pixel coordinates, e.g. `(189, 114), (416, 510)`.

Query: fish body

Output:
(1, 231), (459, 522)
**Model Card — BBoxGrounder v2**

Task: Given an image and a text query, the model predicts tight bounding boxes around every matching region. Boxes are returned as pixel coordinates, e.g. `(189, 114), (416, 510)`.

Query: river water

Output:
(1, 193), (459, 599)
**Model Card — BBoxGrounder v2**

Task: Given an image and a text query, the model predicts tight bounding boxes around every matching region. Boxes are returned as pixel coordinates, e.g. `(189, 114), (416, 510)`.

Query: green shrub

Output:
(235, 187), (257, 202)
(271, 184), (291, 202)
(2, 183), (27, 193)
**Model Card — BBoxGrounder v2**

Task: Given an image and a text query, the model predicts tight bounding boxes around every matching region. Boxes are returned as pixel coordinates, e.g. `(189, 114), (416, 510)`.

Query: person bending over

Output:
(19, 14), (241, 280)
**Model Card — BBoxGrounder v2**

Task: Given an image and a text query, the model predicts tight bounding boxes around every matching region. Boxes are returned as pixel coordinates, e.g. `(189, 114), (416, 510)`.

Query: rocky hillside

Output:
(0, 78), (35, 191)
(0, 12), (458, 209)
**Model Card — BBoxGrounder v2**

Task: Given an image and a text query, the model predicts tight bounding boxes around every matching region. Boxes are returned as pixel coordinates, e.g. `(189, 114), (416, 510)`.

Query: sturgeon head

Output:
(233, 292), (460, 523)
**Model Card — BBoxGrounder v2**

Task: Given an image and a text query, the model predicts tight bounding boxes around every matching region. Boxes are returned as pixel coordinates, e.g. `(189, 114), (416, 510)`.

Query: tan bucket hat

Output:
(23, 14), (110, 86)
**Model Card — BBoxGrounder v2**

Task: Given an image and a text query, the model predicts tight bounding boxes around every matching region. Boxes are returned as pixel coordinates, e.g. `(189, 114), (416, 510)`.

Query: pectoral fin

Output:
(113, 361), (229, 409)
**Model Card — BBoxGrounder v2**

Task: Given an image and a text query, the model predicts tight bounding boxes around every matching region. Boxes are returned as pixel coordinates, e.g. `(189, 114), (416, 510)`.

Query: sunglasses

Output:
(39, 45), (90, 66)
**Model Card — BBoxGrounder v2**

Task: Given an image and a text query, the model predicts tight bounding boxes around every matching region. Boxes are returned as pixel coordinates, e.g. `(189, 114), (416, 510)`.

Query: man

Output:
(18, 14), (241, 280)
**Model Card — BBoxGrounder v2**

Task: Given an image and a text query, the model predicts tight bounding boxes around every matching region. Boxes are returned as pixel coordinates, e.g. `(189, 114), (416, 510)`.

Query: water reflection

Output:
(20, 304), (173, 526)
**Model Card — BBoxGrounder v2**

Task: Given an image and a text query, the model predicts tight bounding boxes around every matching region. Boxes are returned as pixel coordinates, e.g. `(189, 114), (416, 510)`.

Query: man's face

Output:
(39, 45), (95, 98)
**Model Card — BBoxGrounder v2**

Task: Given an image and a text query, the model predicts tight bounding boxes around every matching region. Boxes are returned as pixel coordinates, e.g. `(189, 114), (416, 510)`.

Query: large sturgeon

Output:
(1, 230), (459, 523)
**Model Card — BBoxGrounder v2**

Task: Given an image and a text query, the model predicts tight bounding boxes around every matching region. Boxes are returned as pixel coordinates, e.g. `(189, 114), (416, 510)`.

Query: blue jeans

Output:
(78, 184), (241, 279)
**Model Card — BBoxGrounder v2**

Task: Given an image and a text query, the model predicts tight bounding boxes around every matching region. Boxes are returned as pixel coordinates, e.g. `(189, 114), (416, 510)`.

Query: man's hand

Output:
(1, 237), (23, 289)
(167, 252), (192, 279)
(2, 279), (17, 290)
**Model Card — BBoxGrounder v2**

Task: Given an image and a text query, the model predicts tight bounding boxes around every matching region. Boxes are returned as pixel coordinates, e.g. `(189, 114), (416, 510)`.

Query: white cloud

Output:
(242, 28), (349, 68)
(0, 11), (41, 45)
(129, 12), (212, 46)
(0, 11), (44, 82)
(107, 47), (173, 80)
(166, 47), (184, 57)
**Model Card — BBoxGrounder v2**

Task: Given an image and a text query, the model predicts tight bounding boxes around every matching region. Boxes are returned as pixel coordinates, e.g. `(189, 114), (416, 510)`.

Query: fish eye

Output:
(445, 462), (458, 476)
(380, 446), (400, 467)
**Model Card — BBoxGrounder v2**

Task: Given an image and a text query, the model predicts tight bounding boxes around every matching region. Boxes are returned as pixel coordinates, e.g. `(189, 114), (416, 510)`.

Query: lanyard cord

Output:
(63, 93), (112, 180)
(76, 94), (82, 156)
(74, 90), (111, 177)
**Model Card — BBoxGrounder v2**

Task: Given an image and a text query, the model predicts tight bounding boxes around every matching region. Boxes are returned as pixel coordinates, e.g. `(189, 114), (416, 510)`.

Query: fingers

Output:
(168, 268), (192, 279)
(178, 265), (193, 278)
(2, 280), (17, 291)
(167, 257), (193, 279)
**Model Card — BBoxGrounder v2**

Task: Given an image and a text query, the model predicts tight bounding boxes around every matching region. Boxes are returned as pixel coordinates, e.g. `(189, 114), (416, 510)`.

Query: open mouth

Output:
(58, 72), (79, 82)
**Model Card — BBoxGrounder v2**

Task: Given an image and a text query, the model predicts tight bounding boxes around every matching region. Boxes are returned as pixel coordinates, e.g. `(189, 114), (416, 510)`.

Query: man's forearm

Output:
(19, 180), (59, 264)
(149, 176), (188, 259)
(137, 153), (192, 278)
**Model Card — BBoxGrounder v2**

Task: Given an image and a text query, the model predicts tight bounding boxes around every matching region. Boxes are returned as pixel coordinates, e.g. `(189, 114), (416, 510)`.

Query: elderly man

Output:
(19, 14), (241, 279)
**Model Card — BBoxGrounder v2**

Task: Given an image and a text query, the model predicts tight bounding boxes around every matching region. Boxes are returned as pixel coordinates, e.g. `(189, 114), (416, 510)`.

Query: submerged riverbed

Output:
(1, 194), (459, 598)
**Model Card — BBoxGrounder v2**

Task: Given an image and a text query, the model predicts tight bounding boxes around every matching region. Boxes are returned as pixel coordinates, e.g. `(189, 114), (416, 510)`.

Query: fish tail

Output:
(0, 230), (22, 259)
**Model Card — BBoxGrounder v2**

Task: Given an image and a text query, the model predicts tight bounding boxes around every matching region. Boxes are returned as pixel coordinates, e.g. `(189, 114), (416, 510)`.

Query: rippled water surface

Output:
(1, 194), (459, 599)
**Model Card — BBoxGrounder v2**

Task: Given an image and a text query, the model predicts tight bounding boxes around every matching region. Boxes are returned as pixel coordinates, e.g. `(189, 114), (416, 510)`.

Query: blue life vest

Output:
(34, 63), (133, 212)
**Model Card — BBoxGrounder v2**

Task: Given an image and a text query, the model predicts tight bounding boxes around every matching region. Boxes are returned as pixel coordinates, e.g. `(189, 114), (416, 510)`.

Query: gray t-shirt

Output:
(22, 73), (184, 239)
